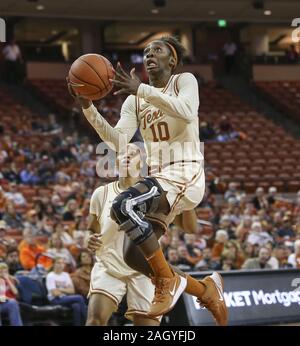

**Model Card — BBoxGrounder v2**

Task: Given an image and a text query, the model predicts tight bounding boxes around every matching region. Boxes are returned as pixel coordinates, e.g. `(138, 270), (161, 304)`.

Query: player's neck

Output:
(149, 71), (172, 88)
(118, 177), (140, 190)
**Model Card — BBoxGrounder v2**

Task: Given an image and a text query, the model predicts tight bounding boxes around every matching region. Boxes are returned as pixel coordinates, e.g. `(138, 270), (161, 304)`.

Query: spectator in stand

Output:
(46, 257), (87, 326)
(4, 183), (26, 206)
(2, 38), (23, 84)
(0, 143), (8, 165)
(0, 187), (7, 218)
(0, 221), (17, 260)
(223, 39), (237, 73)
(199, 121), (216, 141)
(5, 248), (24, 275)
(220, 252), (236, 271)
(19, 228), (52, 270)
(265, 245), (279, 270)
(242, 246), (273, 270)
(274, 245), (293, 269)
(211, 230), (229, 262)
(219, 215), (236, 239)
(20, 164), (40, 185)
(224, 182), (239, 201)
(0, 263), (23, 326)
(221, 240), (245, 269)
(69, 231), (85, 262)
(37, 155), (55, 184)
(288, 239), (300, 268)
(235, 215), (252, 243)
(62, 199), (78, 221)
(51, 195), (64, 215)
(183, 234), (202, 266)
(47, 234), (76, 272)
(252, 187), (268, 211)
(54, 173), (72, 201)
(54, 141), (75, 163)
(1, 163), (20, 184)
(167, 248), (179, 266)
(53, 223), (74, 247)
(293, 195), (300, 218)
(23, 209), (41, 236)
(267, 186), (278, 207)
(246, 221), (273, 247)
(196, 248), (218, 271)
(177, 245), (193, 271)
(275, 215), (296, 244)
(71, 250), (93, 297)
(2, 202), (23, 230)
(45, 114), (62, 134)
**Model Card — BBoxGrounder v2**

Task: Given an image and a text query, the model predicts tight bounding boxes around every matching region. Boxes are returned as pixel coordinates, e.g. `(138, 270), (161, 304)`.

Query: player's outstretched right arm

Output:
(67, 78), (138, 152)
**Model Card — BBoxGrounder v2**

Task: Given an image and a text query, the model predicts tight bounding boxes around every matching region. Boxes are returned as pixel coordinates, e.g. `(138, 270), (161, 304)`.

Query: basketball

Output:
(68, 54), (115, 100)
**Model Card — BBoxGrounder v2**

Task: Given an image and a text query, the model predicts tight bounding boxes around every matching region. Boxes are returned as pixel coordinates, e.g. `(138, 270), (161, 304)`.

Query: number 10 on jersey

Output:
(149, 121), (170, 142)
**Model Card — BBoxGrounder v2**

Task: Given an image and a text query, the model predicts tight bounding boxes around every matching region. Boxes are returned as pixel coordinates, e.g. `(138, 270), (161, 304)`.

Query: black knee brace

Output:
(110, 177), (163, 245)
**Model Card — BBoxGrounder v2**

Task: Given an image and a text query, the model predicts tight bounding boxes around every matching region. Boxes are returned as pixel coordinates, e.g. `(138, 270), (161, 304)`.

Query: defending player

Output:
(86, 144), (161, 326)
(68, 36), (227, 325)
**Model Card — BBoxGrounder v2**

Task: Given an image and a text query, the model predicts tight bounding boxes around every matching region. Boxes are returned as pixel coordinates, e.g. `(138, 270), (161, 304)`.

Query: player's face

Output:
(143, 41), (172, 76)
(117, 144), (142, 177)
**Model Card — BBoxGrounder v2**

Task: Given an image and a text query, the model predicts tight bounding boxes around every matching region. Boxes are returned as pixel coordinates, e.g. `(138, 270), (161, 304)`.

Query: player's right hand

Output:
(66, 77), (92, 109)
(87, 233), (103, 252)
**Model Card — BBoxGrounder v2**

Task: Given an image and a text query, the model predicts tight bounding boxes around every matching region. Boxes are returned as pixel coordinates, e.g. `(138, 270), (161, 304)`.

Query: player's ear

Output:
(169, 56), (176, 70)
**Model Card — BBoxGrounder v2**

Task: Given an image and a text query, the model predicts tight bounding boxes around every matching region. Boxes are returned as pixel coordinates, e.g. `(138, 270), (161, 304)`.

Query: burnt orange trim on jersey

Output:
(97, 185), (108, 220)
(135, 96), (140, 125)
(149, 160), (201, 175)
(125, 309), (161, 323)
(113, 181), (122, 195)
(89, 288), (119, 307)
(146, 215), (168, 232)
(162, 74), (174, 93)
(169, 185), (186, 215)
(174, 74), (181, 96)
(169, 168), (203, 215)
(102, 185), (108, 214)
(151, 161), (202, 187)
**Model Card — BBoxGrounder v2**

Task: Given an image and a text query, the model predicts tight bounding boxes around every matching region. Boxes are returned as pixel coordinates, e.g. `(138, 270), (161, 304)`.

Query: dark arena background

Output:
(0, 0), (300, 327)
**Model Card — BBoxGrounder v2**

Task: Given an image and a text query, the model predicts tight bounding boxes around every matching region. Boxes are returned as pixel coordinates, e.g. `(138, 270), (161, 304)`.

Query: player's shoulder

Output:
(91, 184), (110, 201)
(174, 72), (197, 83)
(123, 94), (136, 106)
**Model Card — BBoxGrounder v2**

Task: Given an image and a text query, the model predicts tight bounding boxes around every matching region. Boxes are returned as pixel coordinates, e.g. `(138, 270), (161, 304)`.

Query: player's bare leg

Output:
(133, 315), (160, 326)
(123, 226), (227, 326)
(86, 293), (117, 326)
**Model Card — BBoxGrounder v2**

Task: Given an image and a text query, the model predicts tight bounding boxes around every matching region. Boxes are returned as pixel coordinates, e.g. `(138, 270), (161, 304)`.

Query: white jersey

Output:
(83, 72), (202, 169)
(89, 181), (137, 278)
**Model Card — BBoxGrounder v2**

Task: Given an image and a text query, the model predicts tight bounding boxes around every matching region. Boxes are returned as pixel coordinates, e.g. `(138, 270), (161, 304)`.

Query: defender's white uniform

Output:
(84, 72), (205, 228)
(89, 181), (159, 321)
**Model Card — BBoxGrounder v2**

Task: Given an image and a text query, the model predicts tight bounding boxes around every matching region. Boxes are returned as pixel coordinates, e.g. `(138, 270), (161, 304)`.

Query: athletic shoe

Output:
(198, 272), (228, 326)
(148, 273), (187, 317)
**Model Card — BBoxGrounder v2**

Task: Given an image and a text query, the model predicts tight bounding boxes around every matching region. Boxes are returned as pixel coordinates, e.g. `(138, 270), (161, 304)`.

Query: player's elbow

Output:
(178, 110), (195, 123)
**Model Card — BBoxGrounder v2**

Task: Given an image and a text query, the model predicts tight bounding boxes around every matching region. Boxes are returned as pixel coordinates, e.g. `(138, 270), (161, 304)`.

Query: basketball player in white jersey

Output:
(68, 36), (227, 325)
(86, 144), (160, 326)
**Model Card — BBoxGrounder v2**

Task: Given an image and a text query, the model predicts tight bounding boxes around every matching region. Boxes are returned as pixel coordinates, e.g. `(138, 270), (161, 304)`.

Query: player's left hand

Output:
(87, 233), (103, 252)
(110, 62), (141, 96)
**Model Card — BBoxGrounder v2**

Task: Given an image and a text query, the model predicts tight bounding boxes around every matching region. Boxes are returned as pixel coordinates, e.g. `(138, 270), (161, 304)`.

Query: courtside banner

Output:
(182, 269), (300, 326)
